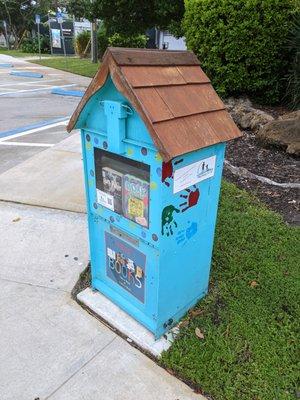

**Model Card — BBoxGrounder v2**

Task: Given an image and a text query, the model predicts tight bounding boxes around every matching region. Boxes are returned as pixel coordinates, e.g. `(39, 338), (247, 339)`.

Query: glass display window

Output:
(94, 148), (150, 228)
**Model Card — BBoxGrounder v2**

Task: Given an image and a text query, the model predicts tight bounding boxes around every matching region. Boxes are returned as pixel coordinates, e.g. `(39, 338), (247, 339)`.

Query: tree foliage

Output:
(68, 0), (184, 35)
(67, 0), (93, 21)
(0, 0), (58, 46)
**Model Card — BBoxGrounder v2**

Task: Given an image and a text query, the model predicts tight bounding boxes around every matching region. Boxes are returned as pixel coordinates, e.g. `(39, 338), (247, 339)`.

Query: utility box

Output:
(68, 48), (241, 338)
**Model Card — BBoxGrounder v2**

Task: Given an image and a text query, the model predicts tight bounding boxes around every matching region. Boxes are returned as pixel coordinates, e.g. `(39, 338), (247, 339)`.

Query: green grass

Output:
(0, 48), (51, 58)
(0, 48), (98, 77)
(31, 57), (100, 78)
(161, 181), (299, 400)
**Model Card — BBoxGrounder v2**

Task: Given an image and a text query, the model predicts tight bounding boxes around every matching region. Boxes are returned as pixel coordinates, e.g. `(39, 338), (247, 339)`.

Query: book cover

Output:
(99, 167), (124, 214)
(123, 174), (149, 227)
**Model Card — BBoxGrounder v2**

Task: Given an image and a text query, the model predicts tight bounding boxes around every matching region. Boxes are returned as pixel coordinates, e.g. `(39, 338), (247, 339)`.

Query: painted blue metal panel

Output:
(156, 144), (225, 336)
(79, 73), (226, 338)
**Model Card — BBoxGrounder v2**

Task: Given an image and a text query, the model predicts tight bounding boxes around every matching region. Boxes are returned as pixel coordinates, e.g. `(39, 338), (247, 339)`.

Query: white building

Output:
(157, 30), (187, 51)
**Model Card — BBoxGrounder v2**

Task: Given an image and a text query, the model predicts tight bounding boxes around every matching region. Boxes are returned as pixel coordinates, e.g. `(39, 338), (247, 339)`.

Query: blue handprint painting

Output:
(176, 221), (198, 246)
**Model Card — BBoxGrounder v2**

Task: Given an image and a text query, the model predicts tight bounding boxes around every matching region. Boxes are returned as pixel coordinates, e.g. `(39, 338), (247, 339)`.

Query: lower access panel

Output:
(105, 231), (146, 303)
(90, 217), (159, 334)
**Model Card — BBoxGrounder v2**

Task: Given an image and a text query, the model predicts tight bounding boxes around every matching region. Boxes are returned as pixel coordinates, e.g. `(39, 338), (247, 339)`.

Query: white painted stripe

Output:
(11, 66), (52, 70)
(0, 78), (62, 87)
(21, 82), (63, 87)
(0, 84), (76, 96)
(0, 87), (15, 91)
(0, 84), (56, 91)
(0, 141), (54, 147)
(0, 120), (69, 143)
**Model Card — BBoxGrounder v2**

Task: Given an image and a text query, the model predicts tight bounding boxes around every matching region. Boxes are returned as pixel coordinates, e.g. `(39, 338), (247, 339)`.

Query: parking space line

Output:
(20, 83), (65, 88)
(0, 141), (54, 147)
(4, 66), (51, 70)
(0, 84), (76, 96)
(0, 88), (16, 91)
(0, 117), (69, 141)
(0, 79), (62, 87)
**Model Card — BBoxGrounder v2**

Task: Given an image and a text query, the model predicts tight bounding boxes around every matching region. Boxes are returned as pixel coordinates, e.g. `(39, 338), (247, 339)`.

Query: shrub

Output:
(20, 35), (50, 54)
(184, 0), (300, 104)
(284, 16), (300, 109)
(74, 30), (91, 57)
(21, 37), (39, 53)
(40, 35), (51, 54)
(108, 33), (147, 48)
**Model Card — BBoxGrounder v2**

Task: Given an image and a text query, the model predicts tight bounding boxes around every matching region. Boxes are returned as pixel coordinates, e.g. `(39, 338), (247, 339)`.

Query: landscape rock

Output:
(224, 97), (274, 132)
(257, 113), (300, 156)
(240, 110), (274, 131)
(279, 110), (300, 120)
(225, 96), (253, 111)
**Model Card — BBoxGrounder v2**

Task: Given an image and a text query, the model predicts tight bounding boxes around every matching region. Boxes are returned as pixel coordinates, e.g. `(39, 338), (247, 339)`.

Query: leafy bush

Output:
(184, 0), (300, 104)
(108, 33), (147, 48)
(284, 16), (300, 110)
(74, 30), (91, 58)
(20, 35), (50, 54)
(21, 37), (39, 53)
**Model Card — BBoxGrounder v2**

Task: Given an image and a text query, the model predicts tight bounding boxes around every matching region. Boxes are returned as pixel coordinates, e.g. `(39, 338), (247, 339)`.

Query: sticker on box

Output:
(105, 232), (146, 303)
(102, 167), (123, 214)
(96, 189), (114, 210)
(173, 156), (216, 193)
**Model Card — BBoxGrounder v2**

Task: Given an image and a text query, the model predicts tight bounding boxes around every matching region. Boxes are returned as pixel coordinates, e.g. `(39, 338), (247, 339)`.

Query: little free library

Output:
(68, 48), (241, 338)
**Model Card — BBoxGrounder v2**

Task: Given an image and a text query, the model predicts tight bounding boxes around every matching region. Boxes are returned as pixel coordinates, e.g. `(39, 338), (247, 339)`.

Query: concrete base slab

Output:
(77, 287), (177, 357)
(0, 134), (86, 213)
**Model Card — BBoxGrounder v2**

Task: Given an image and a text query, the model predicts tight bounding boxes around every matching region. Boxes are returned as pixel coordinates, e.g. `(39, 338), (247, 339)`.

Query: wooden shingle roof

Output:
(67, 48), (241, 161)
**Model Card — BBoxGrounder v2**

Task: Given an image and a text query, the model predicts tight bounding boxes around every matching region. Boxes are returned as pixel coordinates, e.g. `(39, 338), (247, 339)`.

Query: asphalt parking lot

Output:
(0, 54), (90, 173)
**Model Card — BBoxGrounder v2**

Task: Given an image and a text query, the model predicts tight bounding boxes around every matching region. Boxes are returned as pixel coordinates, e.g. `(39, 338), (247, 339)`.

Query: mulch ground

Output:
(224, 130), (300, 225)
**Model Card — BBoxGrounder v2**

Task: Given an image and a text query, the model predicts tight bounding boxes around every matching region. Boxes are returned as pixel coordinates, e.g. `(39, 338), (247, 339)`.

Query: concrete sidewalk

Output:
(0, 201), (203, 400)
(0, 131), (203, 398)
(0, 134), (86, 213)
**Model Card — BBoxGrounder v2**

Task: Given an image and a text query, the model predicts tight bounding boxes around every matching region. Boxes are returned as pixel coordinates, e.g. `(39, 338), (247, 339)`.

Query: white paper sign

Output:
(173, 155), (216, 193)
(96, 189), (114, 210)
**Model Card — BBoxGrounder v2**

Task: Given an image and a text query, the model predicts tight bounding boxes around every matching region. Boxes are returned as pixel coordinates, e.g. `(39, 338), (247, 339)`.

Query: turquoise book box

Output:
(68, 48), (241, 338)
